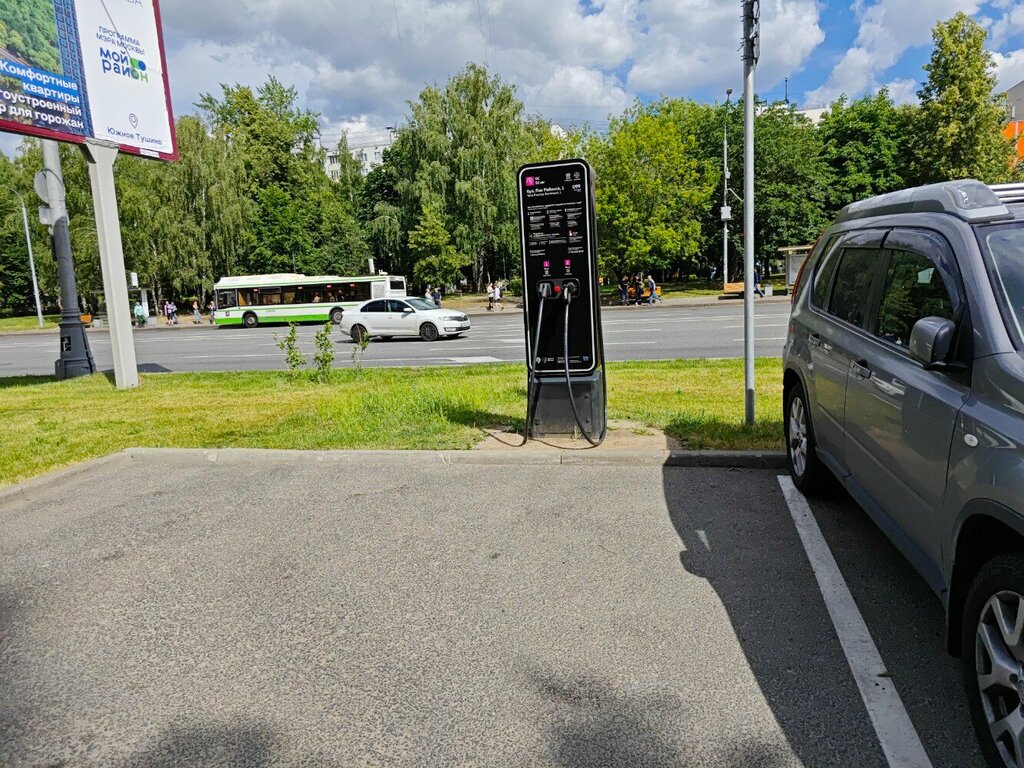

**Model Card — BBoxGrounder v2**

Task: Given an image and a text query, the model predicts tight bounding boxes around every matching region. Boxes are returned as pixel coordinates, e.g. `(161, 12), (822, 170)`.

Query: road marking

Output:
(441, 356), (502, 363)
(723, 323), (788, 329)
(731, 336), (786, 342)
(777, 476), (933, 768)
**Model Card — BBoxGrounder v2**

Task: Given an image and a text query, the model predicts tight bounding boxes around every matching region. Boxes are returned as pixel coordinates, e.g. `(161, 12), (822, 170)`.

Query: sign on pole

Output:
(0, 0), (177, 160)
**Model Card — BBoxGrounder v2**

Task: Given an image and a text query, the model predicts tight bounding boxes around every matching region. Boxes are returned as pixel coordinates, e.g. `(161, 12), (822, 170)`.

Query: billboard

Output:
(0, 0), (176, 160)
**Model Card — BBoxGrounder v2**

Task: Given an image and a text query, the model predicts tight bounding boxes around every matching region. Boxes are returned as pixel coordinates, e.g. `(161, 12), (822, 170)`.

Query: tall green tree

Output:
(587, 99), (718, 278)
(914, 12), (1014, 183)
(408, 205), (470, 289)
(818, 90), (913, 213)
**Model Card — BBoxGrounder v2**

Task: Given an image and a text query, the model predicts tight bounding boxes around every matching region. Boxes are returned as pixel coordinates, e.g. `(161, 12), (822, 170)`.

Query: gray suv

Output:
(783, 180), (1024, 768)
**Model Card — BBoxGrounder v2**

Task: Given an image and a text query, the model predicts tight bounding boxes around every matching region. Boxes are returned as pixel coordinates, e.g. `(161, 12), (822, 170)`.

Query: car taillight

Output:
(791, 235), (821, 305)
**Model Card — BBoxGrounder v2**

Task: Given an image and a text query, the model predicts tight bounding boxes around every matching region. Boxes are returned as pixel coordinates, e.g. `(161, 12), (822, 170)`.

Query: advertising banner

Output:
(0, 0), (176, 160)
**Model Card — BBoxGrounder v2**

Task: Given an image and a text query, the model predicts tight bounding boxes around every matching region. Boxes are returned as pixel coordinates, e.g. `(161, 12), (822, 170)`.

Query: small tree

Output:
(408, 206), (470, 290)
(275, 323), (305, 375)
(913, 12), (1014, 184)
(350, 329), (371, 372)
(313, 322), (335, 382)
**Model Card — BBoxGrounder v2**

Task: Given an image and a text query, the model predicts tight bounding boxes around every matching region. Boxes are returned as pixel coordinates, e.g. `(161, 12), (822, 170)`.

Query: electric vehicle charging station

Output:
(517, 159), (606, 444)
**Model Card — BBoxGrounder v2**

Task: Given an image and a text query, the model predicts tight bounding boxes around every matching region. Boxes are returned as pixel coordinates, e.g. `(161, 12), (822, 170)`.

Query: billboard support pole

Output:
(81, 140), (138, 389)
(41, 140), (94, 379)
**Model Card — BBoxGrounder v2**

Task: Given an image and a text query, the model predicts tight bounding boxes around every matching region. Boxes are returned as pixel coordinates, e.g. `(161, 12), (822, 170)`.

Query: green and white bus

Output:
(213, 273), (408, 328)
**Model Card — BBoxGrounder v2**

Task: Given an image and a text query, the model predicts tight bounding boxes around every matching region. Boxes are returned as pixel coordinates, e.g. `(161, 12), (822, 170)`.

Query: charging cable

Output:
(521, 291), (548, 444)
(563, 286), (604, 447)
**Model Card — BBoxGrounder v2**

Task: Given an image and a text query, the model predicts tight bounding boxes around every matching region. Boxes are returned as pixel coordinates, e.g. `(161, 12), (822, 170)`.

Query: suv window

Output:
(363, 300), (387, 313)
(875, 249), (955, 348)
(828, 248), (880, 328)
(812, 239), (841, 308)
(979, 223), (1024, 344)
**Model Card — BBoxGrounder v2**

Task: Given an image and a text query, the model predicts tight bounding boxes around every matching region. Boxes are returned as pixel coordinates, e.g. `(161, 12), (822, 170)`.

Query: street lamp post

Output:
(742, 0), (760, 426)
(2, 187), (44, 327)
(723, 88), (732, 289)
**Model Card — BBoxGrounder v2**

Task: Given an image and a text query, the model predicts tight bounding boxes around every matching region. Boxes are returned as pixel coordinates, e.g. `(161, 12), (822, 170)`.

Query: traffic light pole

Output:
(41, 140), (94, 380)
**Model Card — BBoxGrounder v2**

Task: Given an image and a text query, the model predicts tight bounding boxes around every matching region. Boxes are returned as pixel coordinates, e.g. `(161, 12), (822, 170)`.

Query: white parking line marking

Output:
(777, 476), (933, 768)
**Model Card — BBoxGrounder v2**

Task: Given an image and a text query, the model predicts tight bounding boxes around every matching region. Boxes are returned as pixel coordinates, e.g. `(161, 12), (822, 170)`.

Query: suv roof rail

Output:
(990, 183), (1024, 205)
(837, 179), (1012, 225)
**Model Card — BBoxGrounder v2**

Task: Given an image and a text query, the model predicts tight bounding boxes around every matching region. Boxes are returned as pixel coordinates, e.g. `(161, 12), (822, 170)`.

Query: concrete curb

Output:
(0, 451), (130, 507)
(123, 446), (786, 469)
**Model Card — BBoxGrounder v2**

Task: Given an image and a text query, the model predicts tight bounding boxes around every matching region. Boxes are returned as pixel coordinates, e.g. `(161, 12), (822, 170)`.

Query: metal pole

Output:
(20, 199), (44, 328)
(742, 0), (757, 426)
(41, 140), (94, 379)
(723, 90), (730, 290)
(81, 140), (138, 389)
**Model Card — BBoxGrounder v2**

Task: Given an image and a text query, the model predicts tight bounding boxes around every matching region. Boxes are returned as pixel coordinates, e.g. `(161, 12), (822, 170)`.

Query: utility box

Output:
(517, 159), (606, 441)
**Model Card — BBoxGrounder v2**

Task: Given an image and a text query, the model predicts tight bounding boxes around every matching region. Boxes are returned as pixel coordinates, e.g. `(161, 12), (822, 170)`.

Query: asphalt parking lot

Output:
(0, 452), (984, 767)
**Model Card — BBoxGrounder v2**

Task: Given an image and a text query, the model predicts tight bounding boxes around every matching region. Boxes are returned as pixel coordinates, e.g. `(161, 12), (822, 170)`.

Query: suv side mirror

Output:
(909, 316), (956, 368)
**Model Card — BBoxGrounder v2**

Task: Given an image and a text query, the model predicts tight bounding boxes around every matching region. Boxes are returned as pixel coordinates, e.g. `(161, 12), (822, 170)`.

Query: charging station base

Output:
(529, 370), (606, 439)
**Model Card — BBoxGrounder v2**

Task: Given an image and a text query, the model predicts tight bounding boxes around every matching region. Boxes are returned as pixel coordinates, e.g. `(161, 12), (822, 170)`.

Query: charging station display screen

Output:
(518, 160), (601, 375)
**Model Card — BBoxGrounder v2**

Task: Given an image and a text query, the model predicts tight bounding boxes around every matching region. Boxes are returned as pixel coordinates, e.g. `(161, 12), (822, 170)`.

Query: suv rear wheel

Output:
(964, 554), (1024, 768)
(785, 380), (831, 495)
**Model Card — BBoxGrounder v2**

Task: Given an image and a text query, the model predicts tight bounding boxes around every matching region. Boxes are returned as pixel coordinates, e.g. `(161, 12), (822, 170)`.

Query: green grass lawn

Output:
(0, 314), (60, 332)
(0, 359), (783, 488)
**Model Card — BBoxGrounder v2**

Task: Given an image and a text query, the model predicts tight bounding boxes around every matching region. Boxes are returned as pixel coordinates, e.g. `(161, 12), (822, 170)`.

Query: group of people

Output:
(486, 282), (504, 311)
(423, 286), (443, 307)
(130, 299), (216, 327)
(618, 274), (663, 306)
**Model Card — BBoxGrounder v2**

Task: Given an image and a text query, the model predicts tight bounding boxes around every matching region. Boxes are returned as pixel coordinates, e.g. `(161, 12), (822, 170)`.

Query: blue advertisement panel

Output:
(0, 0), (176, 160)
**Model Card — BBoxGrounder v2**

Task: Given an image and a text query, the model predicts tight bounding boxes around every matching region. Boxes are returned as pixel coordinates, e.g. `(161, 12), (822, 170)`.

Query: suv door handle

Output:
(808, 333), (822, 347)
(851, 359), (872, 379)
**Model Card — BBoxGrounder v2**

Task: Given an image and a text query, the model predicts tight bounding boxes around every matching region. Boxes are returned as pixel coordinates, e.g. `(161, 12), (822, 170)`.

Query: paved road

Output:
(0, 302), (792, 377)
(0, 452), (983, 766)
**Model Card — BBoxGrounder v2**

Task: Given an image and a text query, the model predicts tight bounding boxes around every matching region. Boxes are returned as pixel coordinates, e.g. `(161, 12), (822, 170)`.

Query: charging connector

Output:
(562, 289), (603, 447)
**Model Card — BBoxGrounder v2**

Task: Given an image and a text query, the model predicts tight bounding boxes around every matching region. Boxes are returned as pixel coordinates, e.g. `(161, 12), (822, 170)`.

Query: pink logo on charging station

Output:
(525, 176), (535, 187)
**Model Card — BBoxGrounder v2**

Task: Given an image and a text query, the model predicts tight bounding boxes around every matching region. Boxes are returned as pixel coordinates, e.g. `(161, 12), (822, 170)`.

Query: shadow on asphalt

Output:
(524, 665), (795, 768)
(119, 721), (275, 767)
(661, 467), (984, 768)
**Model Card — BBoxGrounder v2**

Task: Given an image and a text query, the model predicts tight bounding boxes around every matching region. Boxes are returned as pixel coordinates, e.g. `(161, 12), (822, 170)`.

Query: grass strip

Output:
(0, 359), (783, 488)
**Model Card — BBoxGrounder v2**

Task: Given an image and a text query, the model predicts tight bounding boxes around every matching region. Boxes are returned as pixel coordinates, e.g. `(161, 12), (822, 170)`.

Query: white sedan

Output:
(338, 297), (471, 342)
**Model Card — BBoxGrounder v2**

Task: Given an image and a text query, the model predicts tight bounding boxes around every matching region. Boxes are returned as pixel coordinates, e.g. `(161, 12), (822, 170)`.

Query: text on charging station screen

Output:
(519, 161), (598, 374)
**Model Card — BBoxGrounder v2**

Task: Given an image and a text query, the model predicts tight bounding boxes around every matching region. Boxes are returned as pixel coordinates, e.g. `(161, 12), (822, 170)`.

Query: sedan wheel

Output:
(420, 322), (439, 342)
(350, 324), (367, 343)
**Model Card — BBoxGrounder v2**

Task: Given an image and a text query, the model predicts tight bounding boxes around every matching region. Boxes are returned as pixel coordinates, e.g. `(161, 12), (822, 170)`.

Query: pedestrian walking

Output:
(647, 274), (662, 304)
(133, 301), (145, 328)
(432, 287), (442, 307)
(619, 276), (628, 306)
(425, 285), (433, 303)
(494, 282), (503, 310)
(487, 282), (495, 311)
(207, 299), (215, 323)
(754, 266), (765, 298)
(192, 300), (202, 324)
(170, 301), (178, 325)
(163, 301), (173, 325)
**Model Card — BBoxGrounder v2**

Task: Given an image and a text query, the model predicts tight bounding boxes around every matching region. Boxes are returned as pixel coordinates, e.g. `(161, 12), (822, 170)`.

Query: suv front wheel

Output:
(964, 554), (1024, 768)
(785, 380), (831, 495)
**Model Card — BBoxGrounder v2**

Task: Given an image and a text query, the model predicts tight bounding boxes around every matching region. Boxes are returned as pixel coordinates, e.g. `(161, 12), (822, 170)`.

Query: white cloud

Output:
(995, 48), (1024, 91)
(987, 2), (1024, 48)
(882, 77), (920, 104)
(627, 0), (823, 95)
(804, 0), (983, 106)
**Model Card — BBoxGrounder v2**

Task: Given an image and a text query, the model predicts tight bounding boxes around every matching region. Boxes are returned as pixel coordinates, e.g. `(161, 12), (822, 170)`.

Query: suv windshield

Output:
(405, 298), (437, 311)
(980, 222), (1024, 344)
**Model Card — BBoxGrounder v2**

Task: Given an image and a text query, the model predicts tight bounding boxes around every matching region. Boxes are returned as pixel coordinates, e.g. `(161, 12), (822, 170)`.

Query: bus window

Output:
(325, 290), (338, 303)
(389, 278), (405, 292)
(282, 287), (298, 304)
(350, 282), (371, 301)
(216, 290), (237, 309)
(238, 289), (258, 306)
(259, 289), (282, 305)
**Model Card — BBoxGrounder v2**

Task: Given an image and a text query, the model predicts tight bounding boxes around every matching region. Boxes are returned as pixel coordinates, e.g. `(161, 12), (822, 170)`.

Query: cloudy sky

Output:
(152, 0), (1024, 147)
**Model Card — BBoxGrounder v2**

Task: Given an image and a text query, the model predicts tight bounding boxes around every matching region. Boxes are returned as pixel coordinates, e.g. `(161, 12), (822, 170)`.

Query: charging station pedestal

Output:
(517, 159), (606, 441)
